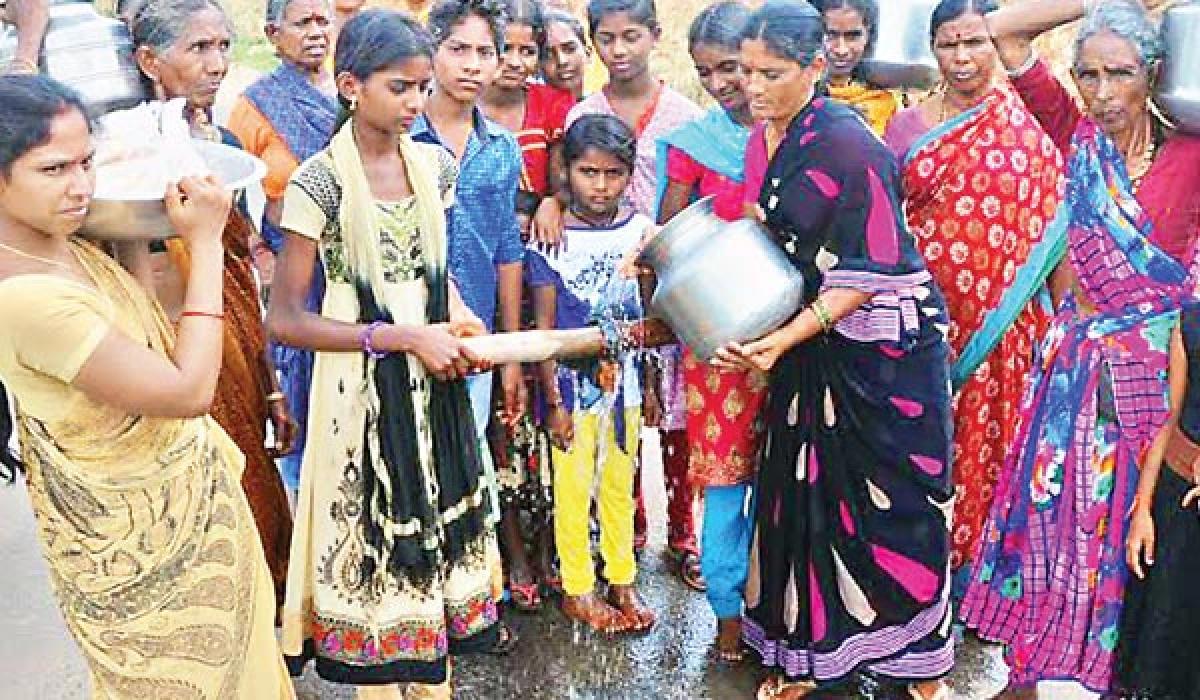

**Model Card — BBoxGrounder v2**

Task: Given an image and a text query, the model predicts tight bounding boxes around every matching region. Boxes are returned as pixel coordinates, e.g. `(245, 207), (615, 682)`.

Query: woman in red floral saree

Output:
(890, 85), (1064, 576)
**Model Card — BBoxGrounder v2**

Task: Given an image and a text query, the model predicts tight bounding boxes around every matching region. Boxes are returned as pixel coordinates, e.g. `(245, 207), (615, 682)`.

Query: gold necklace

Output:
(0, 239), (74, 270)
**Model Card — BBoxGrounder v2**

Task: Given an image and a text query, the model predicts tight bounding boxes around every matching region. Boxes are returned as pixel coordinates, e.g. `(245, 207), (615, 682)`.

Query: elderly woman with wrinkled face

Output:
(960, 2), (1200, 698)
(129, 0), (299, 608)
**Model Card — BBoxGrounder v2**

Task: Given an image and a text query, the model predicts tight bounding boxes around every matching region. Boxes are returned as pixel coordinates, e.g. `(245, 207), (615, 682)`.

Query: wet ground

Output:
(0, 430), (1010, 699)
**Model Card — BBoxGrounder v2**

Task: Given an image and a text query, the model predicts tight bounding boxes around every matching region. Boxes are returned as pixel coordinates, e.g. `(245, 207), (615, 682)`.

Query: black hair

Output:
(586, 0), (658, 36)
(515, 188), (541, 218)
(428, 0), (508, 51)
(542, 7), (587, 46)
(0, 75), (90, 178)
(501, 0), (544, 34)
(562, 113), (636, 173)
(687, 0), (750, 53)
(929, 0), (998, 43)
(0, 76), (85, 481)
(740, 0), (826, 67)
(333, 9), (434, 123)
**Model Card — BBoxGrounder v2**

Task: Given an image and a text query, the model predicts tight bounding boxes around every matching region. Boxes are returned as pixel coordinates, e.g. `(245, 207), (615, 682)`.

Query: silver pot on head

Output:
(1, 0), (148, 117)
(859, 0), (941, 90)
(1157, 0), (1200, 135)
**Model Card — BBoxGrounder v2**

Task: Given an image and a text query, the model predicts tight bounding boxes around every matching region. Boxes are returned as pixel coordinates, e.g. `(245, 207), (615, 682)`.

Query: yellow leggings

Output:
(553, 408), (641, 596)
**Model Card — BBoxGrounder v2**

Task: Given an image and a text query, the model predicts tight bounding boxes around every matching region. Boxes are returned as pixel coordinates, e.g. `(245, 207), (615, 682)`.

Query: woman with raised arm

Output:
(986, 0), (1200, 266)
(960, 1), (1200, 696)
(882, 0), (1065, 588)
(0, 74), (293, 699)
(714, 3), (955, 698)
(267, 10), (503, 698)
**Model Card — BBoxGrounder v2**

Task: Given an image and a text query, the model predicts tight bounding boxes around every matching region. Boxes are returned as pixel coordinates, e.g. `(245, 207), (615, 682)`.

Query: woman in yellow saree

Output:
(0, 75), (293, 699)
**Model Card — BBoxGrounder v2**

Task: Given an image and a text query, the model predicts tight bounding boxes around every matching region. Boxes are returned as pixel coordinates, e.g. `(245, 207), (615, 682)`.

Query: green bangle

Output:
(811, 298), (834, 334)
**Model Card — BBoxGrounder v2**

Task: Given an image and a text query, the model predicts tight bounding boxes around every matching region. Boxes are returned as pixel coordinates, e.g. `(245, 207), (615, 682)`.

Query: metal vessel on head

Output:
(859, 0), (941, 90)
(1, 0), (148, 117)
(1157, 0), (1200, 135)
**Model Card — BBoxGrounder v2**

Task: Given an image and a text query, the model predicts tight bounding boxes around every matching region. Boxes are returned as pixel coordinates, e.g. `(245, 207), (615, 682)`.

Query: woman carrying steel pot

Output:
(882, 0), (1065, 594)
(713, 2), (955, 698)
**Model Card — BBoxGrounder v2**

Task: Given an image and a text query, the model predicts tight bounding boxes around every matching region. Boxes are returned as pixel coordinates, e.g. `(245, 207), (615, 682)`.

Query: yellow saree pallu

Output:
(827, 81), (901, 136)
(3, 241), (292, 700)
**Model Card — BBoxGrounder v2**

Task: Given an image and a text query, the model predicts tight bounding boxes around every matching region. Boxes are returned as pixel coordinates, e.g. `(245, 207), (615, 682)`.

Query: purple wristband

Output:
(361, 321), (388, 360)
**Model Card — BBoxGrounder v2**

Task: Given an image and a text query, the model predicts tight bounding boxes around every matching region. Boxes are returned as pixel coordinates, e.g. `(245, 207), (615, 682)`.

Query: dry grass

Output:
(213, 0), (1182, 97)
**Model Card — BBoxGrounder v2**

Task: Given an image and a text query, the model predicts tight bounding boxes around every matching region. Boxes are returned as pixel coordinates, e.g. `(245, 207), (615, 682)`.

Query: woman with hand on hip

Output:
(130, 0), (297, 608)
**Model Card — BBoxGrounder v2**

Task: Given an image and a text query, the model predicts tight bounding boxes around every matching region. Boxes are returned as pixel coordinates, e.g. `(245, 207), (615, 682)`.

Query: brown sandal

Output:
(607, 583), (656, 632)
(561, 592), (629, 634)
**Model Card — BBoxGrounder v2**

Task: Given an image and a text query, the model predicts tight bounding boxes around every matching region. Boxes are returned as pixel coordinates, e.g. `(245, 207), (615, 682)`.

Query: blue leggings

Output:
(700, 483), (753, 620)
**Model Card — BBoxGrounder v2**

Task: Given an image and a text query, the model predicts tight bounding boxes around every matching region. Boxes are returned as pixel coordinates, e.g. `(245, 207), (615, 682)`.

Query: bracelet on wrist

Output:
(361, 321), (388, 360)
(1006, 51), (1039, 80)
(810, 298), (834, 334)
(180, 309), (225, 321)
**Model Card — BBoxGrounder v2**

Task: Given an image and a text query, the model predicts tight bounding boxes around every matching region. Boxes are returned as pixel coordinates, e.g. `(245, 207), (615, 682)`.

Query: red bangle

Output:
(180, 310), (225, 320)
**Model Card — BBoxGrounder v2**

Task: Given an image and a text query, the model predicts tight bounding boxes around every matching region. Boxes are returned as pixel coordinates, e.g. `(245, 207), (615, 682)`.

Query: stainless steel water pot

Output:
(1157, 0), (1200, 135)
(639, 196), (806, 362)
(860, 0), (941, 89)
(0, 0), (148, 117)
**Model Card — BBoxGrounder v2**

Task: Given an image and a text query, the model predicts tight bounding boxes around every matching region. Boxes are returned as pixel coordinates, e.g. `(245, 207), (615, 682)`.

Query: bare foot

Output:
(908, 679), (950, 700)
(995, 685), (1036, 700)
(607, 583), (656, 632)
(756, 676), (816, 700)
(561, 592), (628, 634)
(715, 617), (743, 662)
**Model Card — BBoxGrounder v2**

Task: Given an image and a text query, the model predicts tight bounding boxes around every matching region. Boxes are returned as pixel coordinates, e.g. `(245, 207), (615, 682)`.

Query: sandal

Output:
(756, 676), (816, 700)
(540, 572), (562, 597)
(908, 681), (951, 700)
(561, 592), (630, 634)
(509, 580), (542, 613)
(485, 621), (519, 656)
(607, 584), (656, 633)
(676, 550), (706, 592)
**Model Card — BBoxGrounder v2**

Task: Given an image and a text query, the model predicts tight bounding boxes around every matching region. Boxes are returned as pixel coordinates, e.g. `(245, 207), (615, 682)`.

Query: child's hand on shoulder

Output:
(619, 224), (660, 279)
